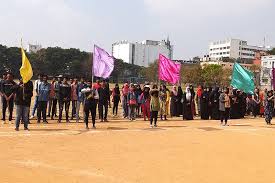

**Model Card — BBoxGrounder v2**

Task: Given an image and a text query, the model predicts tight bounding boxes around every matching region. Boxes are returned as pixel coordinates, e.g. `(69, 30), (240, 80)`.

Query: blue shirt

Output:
(38, 82), (50, 102)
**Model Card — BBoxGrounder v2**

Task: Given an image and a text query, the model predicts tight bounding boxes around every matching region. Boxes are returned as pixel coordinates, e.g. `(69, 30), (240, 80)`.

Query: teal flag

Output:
(231, 62), (255, 94)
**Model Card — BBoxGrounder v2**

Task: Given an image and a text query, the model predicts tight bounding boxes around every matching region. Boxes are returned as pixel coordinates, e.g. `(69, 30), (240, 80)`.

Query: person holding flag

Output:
(14, 42), (33, 131)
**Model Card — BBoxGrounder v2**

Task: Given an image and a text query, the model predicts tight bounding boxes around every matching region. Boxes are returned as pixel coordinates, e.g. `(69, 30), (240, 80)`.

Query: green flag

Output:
(231, 62), (255, 94)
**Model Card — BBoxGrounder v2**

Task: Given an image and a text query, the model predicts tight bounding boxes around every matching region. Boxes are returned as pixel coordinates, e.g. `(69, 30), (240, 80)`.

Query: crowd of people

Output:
(0, 72), (274, 131)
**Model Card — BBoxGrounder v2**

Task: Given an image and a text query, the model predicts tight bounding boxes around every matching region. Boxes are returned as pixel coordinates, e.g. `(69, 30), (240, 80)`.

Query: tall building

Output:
(112, 39), (173, 67)
(260, 55), (275, 89)
(27, 44), (42, 53)
(209, 38), (268, 61)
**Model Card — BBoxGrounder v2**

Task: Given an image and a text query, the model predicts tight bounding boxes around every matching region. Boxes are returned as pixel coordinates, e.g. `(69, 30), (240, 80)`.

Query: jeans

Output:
(59, 100), (70, 121)
(99, 101), (108, 120)
(122, 96), (128, 118)
(37, 101), (48, 122)
(48, 98), (57, 117)
(71, 100), (77, 118)
(15, 105), (29, 129)
(150, 111), (158, 125)
(76, 101), (85, 122)
(31, 96), (39, 116)
(2, 97), (14, 121)
(128, 105), (136, 120)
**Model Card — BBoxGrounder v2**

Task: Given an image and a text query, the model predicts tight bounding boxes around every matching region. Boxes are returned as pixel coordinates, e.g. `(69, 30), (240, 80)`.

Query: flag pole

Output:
(21, 38), (25, 100)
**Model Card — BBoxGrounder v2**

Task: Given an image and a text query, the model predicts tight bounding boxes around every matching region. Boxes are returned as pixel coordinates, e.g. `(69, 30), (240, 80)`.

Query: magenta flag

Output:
(159, 54), (181, 84)
(93, 45), (114, 79)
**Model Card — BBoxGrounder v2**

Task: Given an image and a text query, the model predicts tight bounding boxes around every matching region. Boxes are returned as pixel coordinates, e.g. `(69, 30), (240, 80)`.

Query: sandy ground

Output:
(0, 115), (275, 183)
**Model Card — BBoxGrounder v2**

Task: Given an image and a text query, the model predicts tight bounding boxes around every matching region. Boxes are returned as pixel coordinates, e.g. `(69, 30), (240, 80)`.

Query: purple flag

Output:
(93, 45), (114, 79)
(159, 54), (181, 84)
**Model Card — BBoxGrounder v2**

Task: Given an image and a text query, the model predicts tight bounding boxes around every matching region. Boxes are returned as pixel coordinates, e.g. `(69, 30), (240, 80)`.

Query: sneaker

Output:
(150, 125), (153, 128)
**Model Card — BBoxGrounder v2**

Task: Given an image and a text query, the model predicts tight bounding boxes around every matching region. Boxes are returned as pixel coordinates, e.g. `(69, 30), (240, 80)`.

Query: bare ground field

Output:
(0, 115), (275, 183)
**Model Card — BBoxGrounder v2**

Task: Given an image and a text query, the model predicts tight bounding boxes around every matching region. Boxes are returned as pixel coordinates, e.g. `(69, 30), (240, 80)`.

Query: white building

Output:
(209, 39), (268, 61)
(260, 55), (275, 88)
(27, 44), (42, 53)
(112, 39), (173, 67)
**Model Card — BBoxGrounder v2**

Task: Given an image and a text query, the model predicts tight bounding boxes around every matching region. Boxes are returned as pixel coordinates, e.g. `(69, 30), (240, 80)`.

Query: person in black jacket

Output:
(14, 79), (33, 131)
(58, 77), (71, 123)
(1, 73), (16, 123)
(98, 81), (110, 122)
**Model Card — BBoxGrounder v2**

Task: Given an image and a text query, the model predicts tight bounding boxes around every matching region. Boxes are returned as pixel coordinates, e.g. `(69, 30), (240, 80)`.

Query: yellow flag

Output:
(20, 47), (33, 83)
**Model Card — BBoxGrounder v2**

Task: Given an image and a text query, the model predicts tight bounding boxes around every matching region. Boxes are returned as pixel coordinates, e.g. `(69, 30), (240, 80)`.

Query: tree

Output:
(140, 60), (159, 83)
(267, 48), (275, 55)
(181, 64), (203, 85)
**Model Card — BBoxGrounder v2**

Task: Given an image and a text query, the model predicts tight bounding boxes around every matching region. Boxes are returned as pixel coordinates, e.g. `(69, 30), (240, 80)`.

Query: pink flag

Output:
(159, 54), (181, 84)
(93, 45), (114, 79)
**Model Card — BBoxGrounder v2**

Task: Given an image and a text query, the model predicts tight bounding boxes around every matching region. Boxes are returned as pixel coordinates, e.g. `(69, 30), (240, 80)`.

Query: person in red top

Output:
(93, 79), (101, 90)
(71, 78), (78, 120)
(47, 77), (57, 119)
(196, 85), (203, 116)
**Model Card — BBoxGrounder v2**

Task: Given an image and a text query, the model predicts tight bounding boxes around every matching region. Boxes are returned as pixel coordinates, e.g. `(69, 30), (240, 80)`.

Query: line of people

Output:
(1, 72), (274, 131)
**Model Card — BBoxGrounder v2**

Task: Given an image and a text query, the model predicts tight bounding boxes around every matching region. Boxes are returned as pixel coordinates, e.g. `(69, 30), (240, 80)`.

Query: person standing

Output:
(71, 78), (78, 120)
(252, 88), (260, 118)
(219, 88), (231, 126)
(14, 79), (33, 131)
(112, 84), (121, 116)
(58, 77), (71, 123)
(76, 77), (86, 123)
(127, 84), (137, 121)
(0, 73), (7, 119)
(122, 82), (129, 118)
(82, 81), (99, 129)
(182, 87), (194, 120)
(47, 77), (57, 119)
(264, 90), (274, 125)
(196, 86), (203, 116)
(159, 85), (168, 121)
(1, 73), (16, 123)
(98, 81), (110, 122)
(210, 87), (220, 120)
(150, 85), (160, 128)
(140, 85), (151, 121)
(170, 86), (178, 118)
(30, 74), (42, 119)
(201, 87), (210, 120)
(37, 75), (50, 123)
(135, 84), (142, 117)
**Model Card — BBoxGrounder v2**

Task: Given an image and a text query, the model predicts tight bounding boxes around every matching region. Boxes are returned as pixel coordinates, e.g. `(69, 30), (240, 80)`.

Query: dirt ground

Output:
(0, 115), (275, 183)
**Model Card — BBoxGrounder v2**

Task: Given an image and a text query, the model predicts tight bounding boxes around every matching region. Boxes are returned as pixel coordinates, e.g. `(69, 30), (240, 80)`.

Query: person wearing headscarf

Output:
(159, 84), (169, 120)
(189, 84), (196, 116)
(122, 82), (129, 118)
(177, 86), (183, 116)
(182, 86), (193, 120)
(230, 89), (241, 119)
(127, 84), (137, 121)
(112, 83), (121, 116)
(210, 87), (220, 120)
(200, 87), (210, 120)
(264, 90), (274, 125)
(135, 84), (142, 117)
(170, 86), (178, 118)
(196, 85), (203, 116)
(252, 88), (260, 118)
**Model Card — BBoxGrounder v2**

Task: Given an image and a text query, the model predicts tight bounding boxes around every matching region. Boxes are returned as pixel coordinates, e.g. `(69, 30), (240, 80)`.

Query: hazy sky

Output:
(0, 0), (274, 59)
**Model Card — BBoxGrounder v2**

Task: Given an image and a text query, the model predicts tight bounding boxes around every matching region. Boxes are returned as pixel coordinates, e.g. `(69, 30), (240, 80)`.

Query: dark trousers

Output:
(113, 101), (119, 115)
(59, 100), (70, 121)
(150, 111), (158, 125)
(37, 101), (47, 122)
(71, 100), (77, 118)
(84, 102), (97, 127)
(2, 97), (14, 121)
(253, 104), (260, 117)
(99, 101), (108, 120)
(48, 98), (57, 117)
(220, 108), (230, 124)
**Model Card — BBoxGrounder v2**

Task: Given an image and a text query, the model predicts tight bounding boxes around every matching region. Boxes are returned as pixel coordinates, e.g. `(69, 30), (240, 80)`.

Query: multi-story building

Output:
(260, 55), (275, 89)
(209, 39), (268, 61)
(27, 44), (42, 53)
(112, 39), (173, 67)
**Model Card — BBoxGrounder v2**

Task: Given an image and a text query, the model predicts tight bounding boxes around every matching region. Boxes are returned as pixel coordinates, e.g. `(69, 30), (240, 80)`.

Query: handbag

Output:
(129, 99), (137, 105)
